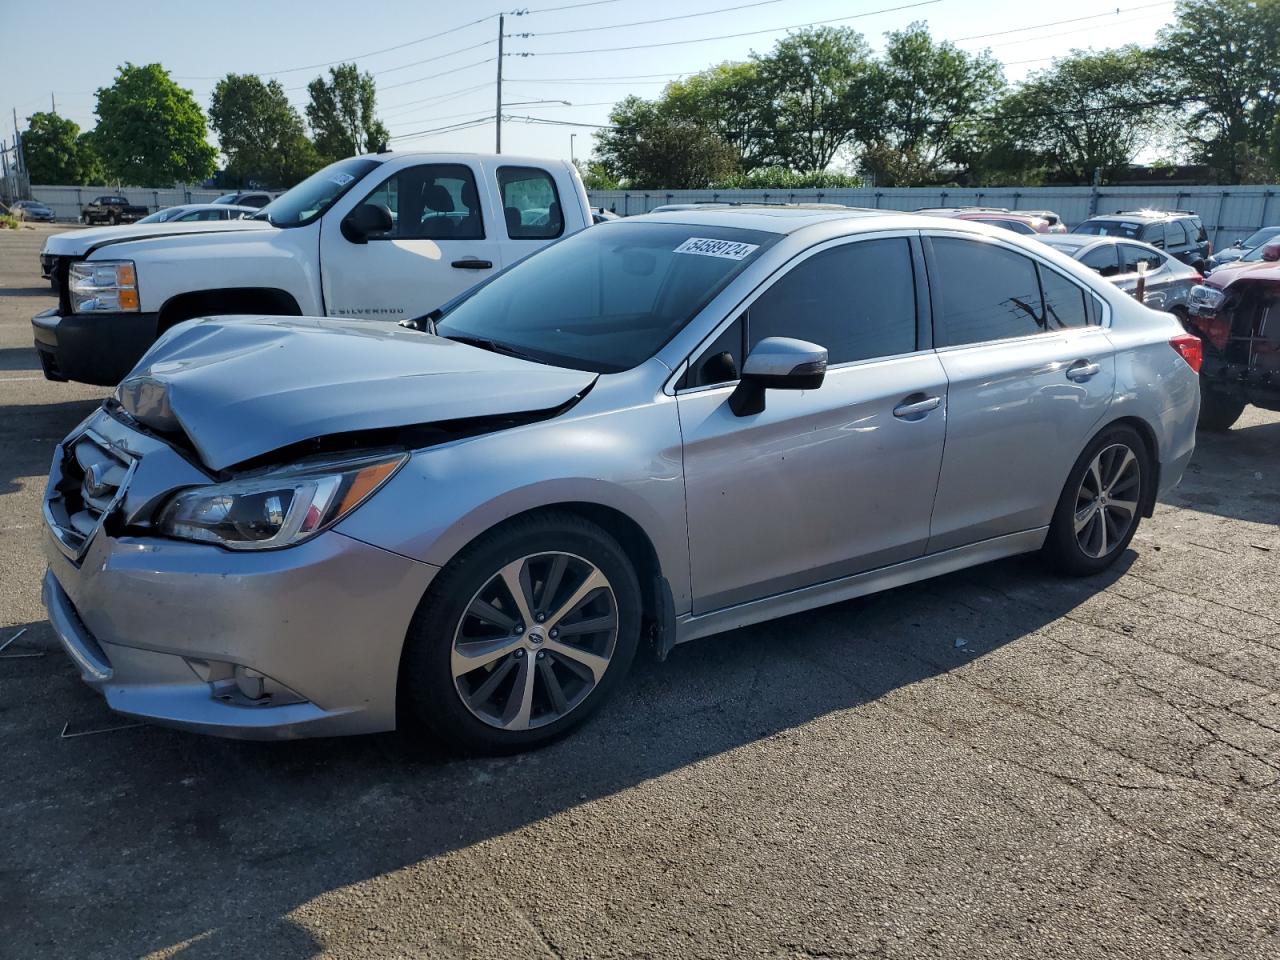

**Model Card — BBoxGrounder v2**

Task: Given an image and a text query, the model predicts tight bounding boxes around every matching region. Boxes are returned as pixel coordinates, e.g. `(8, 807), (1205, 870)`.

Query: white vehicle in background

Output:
(33, 153), (592, 385)
(137, 203), (257, 223)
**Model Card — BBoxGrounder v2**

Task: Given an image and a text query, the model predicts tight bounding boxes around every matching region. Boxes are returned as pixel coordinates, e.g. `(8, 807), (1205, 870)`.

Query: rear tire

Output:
(1198, 387), (1246, 432)
(1043, 425), (1150, 577)
(400, 512), (642, 755)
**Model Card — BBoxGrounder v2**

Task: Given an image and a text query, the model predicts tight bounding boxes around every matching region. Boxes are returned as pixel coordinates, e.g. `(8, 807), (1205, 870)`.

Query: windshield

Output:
(1243, 227), (1280, 248)
(436, 221), (777, 373)
(251, 156), (382, 228)
(138, 208), (184, 223)
(1073, 219), (1144, 240)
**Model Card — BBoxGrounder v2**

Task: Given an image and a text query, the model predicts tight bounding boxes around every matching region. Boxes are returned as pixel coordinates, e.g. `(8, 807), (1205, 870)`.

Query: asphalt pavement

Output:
(1, 222), (1277, 959)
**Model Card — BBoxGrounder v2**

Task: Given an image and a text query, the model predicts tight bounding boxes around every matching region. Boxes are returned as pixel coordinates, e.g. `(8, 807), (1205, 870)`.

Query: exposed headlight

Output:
(70, 259), (139, 313)
(155, 452), (406, 550)
(1188, 284), (1225, 314)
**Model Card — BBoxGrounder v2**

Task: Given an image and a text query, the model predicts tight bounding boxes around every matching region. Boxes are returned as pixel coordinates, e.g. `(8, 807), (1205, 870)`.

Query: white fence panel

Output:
(29, 185), (229, 222)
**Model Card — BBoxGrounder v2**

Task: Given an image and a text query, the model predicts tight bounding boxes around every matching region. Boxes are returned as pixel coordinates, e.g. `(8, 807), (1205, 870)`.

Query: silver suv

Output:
(41, 209), (1202, 753)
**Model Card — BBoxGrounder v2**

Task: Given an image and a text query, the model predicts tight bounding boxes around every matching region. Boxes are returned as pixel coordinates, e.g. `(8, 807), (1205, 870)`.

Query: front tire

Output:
(400, 512), (641, 754)
(1043, 425), (1150, 577)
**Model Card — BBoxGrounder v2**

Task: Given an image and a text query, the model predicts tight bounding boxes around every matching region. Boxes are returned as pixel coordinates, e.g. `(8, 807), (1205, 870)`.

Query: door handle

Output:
(451, 258), (493, 269)
(1066, 359), (1101, 382)
(892, 394), (942, 419)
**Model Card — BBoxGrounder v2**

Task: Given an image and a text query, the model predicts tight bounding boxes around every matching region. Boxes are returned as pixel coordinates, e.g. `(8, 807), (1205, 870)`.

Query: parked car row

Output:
(30, 153), (1201, 753)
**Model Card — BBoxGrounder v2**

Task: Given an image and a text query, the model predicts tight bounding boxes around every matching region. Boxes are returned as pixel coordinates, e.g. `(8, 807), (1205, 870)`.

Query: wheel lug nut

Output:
(549, 628), (559, 639)
(536, 650), (545, 660)
(514, 649), (524, 658)
(536, 613), (546, 623)
(514, 624), (524, 634)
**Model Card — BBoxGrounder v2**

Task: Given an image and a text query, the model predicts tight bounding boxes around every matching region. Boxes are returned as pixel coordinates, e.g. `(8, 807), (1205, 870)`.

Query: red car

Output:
(1184, 240), (1280, 430)
(915, 207), (1067, 235)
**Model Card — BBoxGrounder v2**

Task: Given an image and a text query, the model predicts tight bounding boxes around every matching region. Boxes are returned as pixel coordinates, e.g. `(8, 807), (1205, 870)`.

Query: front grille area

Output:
(45, 432), (135, 560)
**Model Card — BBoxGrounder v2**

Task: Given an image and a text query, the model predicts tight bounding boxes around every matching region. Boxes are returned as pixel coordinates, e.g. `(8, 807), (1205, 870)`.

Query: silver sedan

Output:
(41, 210), (1201, 753)
(1039, 234), (1203, 316)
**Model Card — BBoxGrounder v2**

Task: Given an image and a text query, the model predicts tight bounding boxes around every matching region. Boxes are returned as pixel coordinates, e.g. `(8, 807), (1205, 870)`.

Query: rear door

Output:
(924, 234), (1115, 553)
(320, 159), (503, 321)
(1114, 243), (1171, 307)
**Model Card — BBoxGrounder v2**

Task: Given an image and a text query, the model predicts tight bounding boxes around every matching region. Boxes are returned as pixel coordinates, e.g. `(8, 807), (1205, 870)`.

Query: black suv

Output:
(1071, 210), (1211, 270)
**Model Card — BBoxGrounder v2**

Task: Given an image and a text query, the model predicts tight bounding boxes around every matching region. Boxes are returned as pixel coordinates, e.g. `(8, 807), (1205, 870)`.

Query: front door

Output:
(678, 235), (948, 614)
(320, 161), (502, 321)
(923, 234), (1116, 553)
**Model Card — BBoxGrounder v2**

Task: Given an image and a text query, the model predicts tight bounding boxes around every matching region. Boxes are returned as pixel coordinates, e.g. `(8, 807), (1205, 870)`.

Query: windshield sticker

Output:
(329, 173), (355, 186)
(674, 237), (759, 260)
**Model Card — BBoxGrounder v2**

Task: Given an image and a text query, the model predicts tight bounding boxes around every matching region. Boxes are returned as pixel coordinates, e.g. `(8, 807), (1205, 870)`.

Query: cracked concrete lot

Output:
(1, 223), (1278, 959)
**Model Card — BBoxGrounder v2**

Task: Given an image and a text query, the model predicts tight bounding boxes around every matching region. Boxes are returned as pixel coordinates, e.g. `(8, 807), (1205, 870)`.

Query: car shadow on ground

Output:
(1161, 417), (1280, 525)
(0, 398), (101, 496)
(0, 345), (42, 370)
(7, 552), (1135, 958)
(0, 285), (54, 298)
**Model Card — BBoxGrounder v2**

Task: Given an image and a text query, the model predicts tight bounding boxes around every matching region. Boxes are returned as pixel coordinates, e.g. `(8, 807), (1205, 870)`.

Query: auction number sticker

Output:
(674, 237), (759, 260)
(329, 173), (355, 186)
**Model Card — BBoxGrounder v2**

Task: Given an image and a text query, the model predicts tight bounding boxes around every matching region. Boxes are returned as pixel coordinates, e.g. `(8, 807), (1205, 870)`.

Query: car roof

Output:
(631, 206), (980, 235)
(1088, 209), (1198, 223)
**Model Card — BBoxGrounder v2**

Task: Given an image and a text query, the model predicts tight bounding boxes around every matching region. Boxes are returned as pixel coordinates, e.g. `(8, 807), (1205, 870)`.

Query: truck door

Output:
(320, 160), (502, 322)
(486, 163), (570, 269)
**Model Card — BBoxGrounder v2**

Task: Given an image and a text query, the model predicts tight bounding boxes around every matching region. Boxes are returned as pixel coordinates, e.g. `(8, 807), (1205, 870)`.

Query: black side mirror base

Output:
(728, 381), (765, 417)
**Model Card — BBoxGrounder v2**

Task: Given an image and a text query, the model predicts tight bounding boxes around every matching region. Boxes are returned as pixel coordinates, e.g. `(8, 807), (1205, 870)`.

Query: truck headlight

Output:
(1188, 284), (1224, 314)
(69, 260), (139, 313)
(155, 452), (406, 550)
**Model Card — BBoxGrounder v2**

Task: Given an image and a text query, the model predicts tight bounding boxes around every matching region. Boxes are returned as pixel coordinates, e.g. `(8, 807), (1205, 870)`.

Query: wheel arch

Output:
(157, 287), (303, 333)
(1091, 414), (1161, 517)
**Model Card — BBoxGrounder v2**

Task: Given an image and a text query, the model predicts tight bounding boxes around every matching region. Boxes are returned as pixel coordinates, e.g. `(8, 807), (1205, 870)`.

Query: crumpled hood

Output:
(114, 315), (597, 471)
(42, 219), (273, 257)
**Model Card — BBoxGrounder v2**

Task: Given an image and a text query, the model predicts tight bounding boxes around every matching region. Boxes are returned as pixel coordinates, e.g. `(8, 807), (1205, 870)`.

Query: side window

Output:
(1141, 224), (1165, 247)
(747, 238), (917, 364)
(1038, 265), (1089, 330)
(358, 163), (484, 241)
(1120, 244), (1164, 274)
(1168, 221), (1189, 247)
(497, 166), (564, 240)
(930, 237), (1045, 346)
(1080, 245), (1120, 277)
(686, 316), (745, 388)
(1190, 217), (1208, 243)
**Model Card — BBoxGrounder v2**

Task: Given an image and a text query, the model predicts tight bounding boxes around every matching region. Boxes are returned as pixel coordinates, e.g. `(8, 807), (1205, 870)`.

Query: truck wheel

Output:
(109, 212), (119, 226)
(80, 212), (89, 224)
(1198, 388), (1246, 432)
(399, 511), (641, 755)
(1043, 425), (1150, 577)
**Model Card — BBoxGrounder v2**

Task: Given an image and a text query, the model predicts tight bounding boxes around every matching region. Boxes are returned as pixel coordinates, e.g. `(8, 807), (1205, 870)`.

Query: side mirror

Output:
(341, 202), (393, 244)
(1263, 242), (1280, 262)
(728, 337), (827, 417)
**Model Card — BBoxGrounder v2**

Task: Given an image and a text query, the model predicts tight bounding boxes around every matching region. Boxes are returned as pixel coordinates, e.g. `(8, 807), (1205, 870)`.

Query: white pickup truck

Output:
(34, 152), (592, 385)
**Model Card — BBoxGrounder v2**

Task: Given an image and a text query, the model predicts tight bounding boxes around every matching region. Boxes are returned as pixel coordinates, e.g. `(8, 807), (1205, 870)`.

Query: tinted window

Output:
(498, 166), (563, 240)
(360, 163), (484, 241)
(746, 239), (917, 365)
(437, 222), (775, 373)
(1038, 265), (1089, 330)
(1190, 217), (1207, 242)
(1168, 221), (1190, 246)
(931, 238), (1044, 346)
(1080, 245), (1120, 277)
(1120, 244), (1164, 273)
(1242, 226), (1280, 248)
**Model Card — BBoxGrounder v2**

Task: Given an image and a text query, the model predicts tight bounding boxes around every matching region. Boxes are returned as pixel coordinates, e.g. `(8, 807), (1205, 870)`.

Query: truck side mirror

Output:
(728, 337), (827, 417)
(341, 203), (394, 244)
(1263, 242), (1280, 262)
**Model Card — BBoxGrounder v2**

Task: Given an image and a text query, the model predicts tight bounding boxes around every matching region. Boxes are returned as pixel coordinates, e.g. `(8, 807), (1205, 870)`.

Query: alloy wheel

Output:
(1074, 443), (1141, 559)
(451, 552), (618, 730)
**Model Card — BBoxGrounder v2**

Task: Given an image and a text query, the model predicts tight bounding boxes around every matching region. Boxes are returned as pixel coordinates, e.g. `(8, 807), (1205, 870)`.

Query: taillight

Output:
(1170, 333), (1203, 373)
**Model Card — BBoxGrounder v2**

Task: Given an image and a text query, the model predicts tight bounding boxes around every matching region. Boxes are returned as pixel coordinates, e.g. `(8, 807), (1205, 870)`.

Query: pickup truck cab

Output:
(80, 195), (149, 225)
(34, 152), (591, 385)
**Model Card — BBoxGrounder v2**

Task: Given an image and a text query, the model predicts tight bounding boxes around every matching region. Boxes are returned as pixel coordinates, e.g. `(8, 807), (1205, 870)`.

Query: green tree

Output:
(1154, 0), (1280, 183)
(860, 23), (1005, 185)
(754, 27), (878, 173)
(994, 47), (1165, 185)
(93, 63), (217, 185)
(594, 99), (738, 188)
(210, 73), (319, 187)
(21, 112), (103, 184)
(663, 61), (770, 171)
(305, 64), (389, 161)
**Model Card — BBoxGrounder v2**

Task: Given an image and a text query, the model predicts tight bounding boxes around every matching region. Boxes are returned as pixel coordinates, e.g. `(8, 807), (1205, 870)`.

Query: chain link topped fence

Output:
(587, 184), (1280, 249)
(27, 185), (229, 221)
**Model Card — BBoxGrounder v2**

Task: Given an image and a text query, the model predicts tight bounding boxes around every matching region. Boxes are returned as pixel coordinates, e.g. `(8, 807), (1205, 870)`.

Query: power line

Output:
(176, 13), (498, 80)
(509, 0), (942, 57)
(972, 12), (1167, 51)
(388, 115), (496, 141)
(507, 72), (688, 82)
(380, 82), (494, 117)
(515, 0), (788, 38)
(524, 0), (630, 12)
(955, 2), (1173, 42)
(377, 57), (498, 94)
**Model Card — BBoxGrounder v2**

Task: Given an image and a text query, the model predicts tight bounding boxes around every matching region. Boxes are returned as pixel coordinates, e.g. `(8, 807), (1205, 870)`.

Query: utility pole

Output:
(570, 133), (576, 165)
(51, 92), (56, 114)
(495, 14), (504, 154)
(12, 109), (22, 176)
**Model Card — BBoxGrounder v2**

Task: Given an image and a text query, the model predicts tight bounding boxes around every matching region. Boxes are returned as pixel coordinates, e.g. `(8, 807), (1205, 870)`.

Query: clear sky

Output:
(0, 0), (1178, 168)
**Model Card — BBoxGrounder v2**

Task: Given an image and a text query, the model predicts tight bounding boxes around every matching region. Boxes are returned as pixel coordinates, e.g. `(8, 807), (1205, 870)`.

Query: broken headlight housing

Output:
(155, 452), (406, 550)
